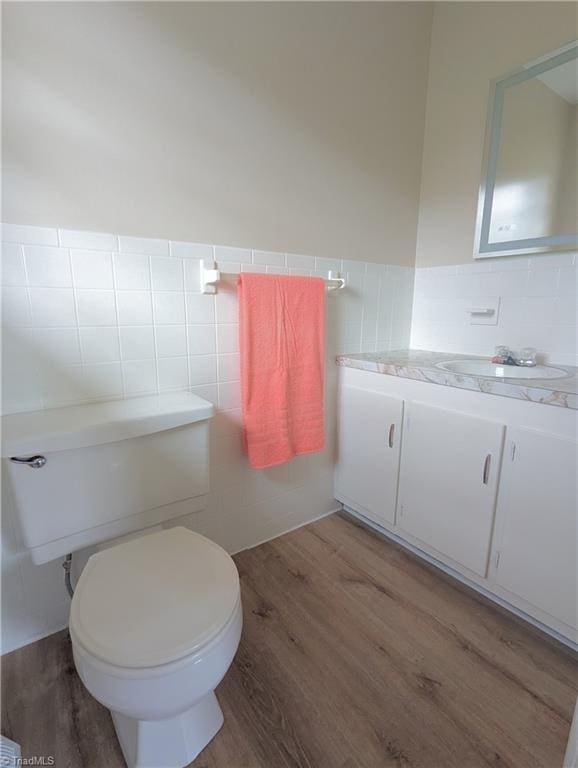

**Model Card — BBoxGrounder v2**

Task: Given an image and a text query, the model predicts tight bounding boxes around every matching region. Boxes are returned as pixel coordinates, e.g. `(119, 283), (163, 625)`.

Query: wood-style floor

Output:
(2, 512), (577, 768)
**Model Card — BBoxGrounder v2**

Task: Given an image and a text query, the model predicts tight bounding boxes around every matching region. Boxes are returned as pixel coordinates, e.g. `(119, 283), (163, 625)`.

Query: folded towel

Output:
(238, 273), (325, 469)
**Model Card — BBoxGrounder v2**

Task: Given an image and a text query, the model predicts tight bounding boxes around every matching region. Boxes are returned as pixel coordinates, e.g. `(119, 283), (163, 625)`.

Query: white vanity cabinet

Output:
(491, 428), (578, 632)
(335, 385), (403, 526)
(335, 365), (577, 646)
(397, 402), (504, 576)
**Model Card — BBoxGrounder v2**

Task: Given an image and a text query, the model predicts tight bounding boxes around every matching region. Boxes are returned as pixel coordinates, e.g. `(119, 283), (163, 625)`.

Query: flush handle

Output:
(10, 455), (47, 469)
(482, 454), (491, 485)
(388, 423), (395, 449)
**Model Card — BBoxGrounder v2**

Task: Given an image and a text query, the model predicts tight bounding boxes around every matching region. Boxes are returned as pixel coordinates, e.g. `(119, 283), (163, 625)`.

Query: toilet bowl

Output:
(69, 527), (242, 768)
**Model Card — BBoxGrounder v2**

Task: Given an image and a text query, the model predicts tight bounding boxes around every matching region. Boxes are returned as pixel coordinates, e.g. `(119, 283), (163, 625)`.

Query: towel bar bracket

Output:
(200, 261), (219, 294)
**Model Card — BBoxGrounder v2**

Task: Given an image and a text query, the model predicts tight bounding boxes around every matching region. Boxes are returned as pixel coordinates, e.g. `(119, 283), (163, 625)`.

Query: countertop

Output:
(336, 349), (578, 410)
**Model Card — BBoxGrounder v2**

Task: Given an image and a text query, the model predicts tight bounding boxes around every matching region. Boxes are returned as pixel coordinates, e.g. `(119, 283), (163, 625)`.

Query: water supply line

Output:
(62, 553), (74, 598)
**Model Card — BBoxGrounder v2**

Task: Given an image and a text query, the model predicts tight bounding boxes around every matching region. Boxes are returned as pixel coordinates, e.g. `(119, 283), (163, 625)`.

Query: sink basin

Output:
(435, 359), (568, 380)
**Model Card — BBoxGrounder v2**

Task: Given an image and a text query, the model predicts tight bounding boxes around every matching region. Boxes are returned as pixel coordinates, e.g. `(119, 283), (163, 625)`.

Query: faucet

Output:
(491, 346), (538, 367)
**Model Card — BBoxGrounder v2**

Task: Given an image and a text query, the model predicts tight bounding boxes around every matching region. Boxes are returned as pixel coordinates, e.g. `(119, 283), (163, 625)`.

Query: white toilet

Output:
(3, 392), (242, 768)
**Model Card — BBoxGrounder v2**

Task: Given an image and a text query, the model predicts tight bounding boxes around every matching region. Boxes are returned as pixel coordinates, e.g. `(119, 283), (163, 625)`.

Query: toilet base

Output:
(111, 691), (224, 768)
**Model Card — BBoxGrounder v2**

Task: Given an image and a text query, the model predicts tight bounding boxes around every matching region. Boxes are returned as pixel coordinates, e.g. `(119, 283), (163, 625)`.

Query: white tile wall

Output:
(71, 250), (114, 289)
(1, 226), (413, 415)
(1, 223), (413, 653)
(410, 253), (578, 366)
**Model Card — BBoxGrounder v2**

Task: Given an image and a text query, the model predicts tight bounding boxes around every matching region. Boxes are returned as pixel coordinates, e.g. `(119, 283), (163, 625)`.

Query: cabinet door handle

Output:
(10, 455), (47, 469)
(482, 454), (491, 485)
(388, 423), (395, 448)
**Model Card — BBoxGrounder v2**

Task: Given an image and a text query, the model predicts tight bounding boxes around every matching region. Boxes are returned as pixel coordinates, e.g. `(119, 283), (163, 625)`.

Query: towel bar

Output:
(200, 260), (346, 294)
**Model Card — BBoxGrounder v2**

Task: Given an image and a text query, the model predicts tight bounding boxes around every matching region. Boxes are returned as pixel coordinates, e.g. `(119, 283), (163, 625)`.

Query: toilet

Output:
(2, 392), (242, 768)
(70, 527), (242, 768)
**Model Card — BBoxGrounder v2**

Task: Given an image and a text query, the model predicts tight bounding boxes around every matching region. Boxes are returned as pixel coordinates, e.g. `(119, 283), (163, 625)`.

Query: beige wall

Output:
(415, 2), (577, 267)
(1, 2), (432, 266)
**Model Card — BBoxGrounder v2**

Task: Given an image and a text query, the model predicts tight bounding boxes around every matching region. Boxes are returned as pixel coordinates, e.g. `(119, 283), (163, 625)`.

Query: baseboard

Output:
(1, 621), (70, 657)
(231, 506), (340, 556)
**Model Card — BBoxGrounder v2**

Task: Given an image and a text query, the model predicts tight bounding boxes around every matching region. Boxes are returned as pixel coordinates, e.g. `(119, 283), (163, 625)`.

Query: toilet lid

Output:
(69, 527), (240, 669)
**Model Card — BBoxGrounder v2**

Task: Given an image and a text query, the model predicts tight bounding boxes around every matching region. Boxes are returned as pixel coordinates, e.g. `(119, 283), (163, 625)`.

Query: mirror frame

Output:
(474, 41), (578, 259)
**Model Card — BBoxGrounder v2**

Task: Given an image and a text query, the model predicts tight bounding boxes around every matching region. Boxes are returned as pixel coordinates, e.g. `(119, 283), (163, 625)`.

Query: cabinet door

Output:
(493, 428), (577, 631)
(335, 385), (403, 525)
(398, 402), (505, 576)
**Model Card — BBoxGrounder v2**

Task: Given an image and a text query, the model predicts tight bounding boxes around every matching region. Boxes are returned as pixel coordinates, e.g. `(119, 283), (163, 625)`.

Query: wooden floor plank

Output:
(2, 512), (576, 768)
(266, 521), (570, 766)
(241, 532), (516, 767)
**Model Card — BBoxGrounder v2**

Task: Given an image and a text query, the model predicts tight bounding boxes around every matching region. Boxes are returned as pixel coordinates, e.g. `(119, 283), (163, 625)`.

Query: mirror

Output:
(474, 41), (578, 258)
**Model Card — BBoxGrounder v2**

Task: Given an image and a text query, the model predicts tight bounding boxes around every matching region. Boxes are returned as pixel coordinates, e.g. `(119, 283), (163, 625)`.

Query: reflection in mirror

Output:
(491, 64), (577, 242)
(475, 42), (578, 258)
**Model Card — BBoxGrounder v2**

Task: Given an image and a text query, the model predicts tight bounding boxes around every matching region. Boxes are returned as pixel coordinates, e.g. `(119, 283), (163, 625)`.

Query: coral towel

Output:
(238, 273), (325, 469)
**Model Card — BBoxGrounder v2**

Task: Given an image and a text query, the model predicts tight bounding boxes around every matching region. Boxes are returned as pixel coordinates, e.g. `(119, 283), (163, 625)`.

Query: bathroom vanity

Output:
(335, 350), (578, 647)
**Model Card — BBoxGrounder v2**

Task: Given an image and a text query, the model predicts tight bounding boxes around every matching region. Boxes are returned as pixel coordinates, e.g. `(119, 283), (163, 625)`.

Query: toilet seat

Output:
(69, 527), (240, 669)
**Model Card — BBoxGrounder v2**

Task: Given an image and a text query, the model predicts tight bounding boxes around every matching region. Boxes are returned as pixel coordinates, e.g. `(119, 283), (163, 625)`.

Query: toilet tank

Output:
(2, 392), (214, 564)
